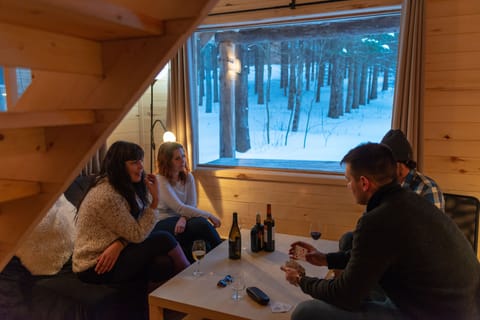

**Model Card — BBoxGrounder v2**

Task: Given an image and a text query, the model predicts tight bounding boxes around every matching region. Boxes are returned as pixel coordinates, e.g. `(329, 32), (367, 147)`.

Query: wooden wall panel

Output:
(194, 170), (363, 241)
(107, 66), (169, 173)
(425, 0), (480, 257)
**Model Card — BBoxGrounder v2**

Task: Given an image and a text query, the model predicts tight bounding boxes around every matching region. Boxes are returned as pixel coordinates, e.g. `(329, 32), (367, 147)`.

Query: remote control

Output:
(246, 286), (270, 305)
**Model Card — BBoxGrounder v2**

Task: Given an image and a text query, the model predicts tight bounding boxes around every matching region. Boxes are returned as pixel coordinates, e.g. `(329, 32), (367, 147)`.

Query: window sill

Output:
(194, 165), (346, 186)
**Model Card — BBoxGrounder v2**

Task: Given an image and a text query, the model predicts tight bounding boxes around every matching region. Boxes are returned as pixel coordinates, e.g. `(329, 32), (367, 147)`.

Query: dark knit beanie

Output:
(380, 129), (413, 162)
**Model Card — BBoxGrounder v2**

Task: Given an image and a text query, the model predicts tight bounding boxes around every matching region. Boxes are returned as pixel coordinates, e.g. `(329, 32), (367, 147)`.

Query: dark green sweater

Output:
(300, 183), (480, 320)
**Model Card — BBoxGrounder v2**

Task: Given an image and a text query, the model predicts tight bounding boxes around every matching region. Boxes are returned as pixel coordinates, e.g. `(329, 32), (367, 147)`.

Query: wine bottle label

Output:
(229, 237), (241, 259)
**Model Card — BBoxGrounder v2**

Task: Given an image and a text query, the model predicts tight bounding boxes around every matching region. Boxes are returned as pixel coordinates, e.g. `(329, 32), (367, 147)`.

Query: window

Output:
(191, 13), (400, 173)
(0, 67), (32, 111)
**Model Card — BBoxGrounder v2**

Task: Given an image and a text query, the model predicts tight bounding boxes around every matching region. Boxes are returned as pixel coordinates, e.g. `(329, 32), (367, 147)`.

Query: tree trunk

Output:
(288, 41), (296, 111)
(370, 63), (379, 100)
(382, 63), (389, 91)
(328, 44), (344, 119)
(280, 41), (289, 96)
(304, 40), (311, 91)
(197, 38), (204, 106)
(204, 44), (213, 113)
(359, 62), (367, 106)
(235, 44), (251, 153)
(352, 61), (361, 109)
(219, 41), (235, 158)
(345, 59), (354, 113)
(213, 44), (219, 103)
(293, 40), (304, 132)
(256, 44), (265, 105)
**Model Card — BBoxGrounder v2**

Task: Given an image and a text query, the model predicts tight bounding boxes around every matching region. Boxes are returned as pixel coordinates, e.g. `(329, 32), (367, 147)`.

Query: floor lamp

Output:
(150, 79), (175, 173)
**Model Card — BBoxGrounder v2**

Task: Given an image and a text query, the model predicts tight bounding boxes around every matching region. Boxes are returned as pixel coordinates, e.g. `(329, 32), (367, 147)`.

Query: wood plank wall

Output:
(423, 0), (480, 203)
(108, 67), (169, 174)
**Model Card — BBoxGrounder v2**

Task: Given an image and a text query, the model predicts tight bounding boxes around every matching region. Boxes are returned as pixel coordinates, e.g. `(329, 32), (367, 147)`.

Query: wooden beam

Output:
(0, 110), (96, 129)
(0, 0), (165, 41)
(0, 22), (102, 75)
(3, 67), (18, 110)
(14, 71), (102, 111)
(214, 14), (400, 43)
(110, 0), (217, 20)
(203, 0), (401, 27)
(0, 124), (105, 182)
(31, 0), (165, 35)
(0, 179), (41, 203)
(0, 128), (47, 155)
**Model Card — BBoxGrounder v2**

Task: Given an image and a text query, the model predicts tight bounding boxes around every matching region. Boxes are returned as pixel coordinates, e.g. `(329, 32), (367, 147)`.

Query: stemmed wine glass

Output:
(192, 240), (206, 277)
(309, 221), (322, 240)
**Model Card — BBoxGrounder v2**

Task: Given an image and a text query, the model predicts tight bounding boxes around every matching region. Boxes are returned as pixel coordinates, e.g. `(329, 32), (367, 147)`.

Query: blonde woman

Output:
(154, 142), (222, 262)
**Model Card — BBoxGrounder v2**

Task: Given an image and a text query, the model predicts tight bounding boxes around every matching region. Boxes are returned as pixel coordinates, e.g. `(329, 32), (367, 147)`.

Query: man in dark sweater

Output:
(281, 143), (480, 320)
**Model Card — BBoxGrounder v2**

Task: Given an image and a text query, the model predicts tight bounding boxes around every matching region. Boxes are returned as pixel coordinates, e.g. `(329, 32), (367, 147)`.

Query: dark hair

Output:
(156, 142), (189, 184)
(341, 142), (397, 185)
(96, 141), (147, 218)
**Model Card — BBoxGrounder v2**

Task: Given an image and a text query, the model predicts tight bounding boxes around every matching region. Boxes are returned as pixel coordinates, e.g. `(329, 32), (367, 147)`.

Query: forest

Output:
(194, 14), (400, 158)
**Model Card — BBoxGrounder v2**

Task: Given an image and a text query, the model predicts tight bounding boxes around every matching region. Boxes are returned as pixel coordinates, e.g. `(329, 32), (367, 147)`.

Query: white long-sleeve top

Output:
(156, 173), (211, 221)
(73, 178), (159, 272)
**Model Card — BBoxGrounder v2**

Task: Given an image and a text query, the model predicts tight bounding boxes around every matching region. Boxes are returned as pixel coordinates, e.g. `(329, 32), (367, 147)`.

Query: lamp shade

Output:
(162, 131), (176, 142)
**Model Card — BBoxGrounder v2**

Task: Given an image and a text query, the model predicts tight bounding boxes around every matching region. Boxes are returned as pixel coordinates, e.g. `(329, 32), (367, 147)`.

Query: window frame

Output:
(189, 3), (402, 181)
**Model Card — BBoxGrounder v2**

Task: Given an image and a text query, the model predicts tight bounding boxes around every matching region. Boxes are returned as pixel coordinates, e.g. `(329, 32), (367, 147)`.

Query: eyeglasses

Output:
(216, 274), (233, 288)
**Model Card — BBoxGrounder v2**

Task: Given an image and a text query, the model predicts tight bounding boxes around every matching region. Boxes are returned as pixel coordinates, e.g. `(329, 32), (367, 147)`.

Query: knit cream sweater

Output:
(72, 179), (159, 273)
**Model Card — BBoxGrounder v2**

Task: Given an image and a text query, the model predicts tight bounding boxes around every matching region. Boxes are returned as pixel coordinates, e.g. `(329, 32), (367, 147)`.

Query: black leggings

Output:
(77, 230), (177, 284)
(153, 216), (222, 262)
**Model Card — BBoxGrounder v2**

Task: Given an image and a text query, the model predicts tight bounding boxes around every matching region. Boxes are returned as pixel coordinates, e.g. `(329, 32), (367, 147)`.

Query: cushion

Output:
(16, 194), (76, 275)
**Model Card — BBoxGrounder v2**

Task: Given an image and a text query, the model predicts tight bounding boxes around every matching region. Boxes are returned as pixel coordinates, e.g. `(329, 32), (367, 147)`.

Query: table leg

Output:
(149, 304), (165, 320)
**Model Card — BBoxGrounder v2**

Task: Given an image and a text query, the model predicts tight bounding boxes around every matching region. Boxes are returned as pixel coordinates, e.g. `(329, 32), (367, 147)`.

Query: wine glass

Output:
(309, 221), (322, 240)
(231, 272), (246, 301)
(192, 240), (206, 277)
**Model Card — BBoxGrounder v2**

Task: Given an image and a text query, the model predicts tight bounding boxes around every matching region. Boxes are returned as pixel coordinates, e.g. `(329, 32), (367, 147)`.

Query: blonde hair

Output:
(156, 142), (189, 184)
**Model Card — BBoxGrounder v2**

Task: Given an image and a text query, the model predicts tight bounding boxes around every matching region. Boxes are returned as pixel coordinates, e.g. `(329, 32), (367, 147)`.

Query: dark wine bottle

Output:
(229, 212), (241, 259)
(263, 204), (275, 252)
(250, 213), (264, 252)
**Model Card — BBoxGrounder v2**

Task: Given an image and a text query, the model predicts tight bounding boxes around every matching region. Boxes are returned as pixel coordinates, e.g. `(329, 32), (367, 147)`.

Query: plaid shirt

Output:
(402, 169), (445, 212)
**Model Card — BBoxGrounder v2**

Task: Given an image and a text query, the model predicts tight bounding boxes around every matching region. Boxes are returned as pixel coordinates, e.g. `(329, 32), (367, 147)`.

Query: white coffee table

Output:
(149, 230), (338, 320)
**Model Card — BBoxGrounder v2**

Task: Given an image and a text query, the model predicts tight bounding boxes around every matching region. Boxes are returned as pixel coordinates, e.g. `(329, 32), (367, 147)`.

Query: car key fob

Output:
(246, 286), (270, 305)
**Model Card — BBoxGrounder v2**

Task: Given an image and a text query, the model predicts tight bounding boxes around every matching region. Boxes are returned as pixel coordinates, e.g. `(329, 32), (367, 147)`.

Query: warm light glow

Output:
(163, 131), (176, 142)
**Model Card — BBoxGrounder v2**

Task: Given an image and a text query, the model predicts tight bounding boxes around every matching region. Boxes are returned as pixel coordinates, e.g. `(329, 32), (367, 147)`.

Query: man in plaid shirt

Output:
(381, 129), (445, 211)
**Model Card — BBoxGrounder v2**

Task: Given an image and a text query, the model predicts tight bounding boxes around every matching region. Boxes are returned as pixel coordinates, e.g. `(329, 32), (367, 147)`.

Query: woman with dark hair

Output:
(154, 142), (222, 262)
(73, 141), (189, 285)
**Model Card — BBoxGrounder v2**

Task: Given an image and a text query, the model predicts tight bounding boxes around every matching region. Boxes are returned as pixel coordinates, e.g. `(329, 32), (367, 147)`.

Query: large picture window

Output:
(191, 13), (400, 173)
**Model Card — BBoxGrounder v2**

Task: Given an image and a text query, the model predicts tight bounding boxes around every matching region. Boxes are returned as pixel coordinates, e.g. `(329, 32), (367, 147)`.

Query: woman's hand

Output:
(174, 216), (187, 235)
(144, 173), (160, 208)
(208, 215), (221, 228)
(95, 239), (125, 274)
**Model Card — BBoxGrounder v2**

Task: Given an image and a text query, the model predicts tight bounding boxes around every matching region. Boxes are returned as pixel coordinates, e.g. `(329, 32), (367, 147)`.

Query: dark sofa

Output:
(0, 175), (174, 320)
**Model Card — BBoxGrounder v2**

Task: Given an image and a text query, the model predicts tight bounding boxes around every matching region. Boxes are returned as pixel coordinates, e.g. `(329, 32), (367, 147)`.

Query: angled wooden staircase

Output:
(0, 0), (218, 271)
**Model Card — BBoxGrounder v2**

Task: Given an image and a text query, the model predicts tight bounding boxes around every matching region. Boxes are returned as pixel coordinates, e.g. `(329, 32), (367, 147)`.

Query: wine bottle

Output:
(263, 204), (275, 252)
(250, 212), (264, 252)
(229, 212), (241, 259)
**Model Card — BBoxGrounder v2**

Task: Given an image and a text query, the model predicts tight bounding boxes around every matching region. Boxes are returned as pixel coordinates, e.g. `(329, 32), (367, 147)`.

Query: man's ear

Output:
(359, 176), (371, 191)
